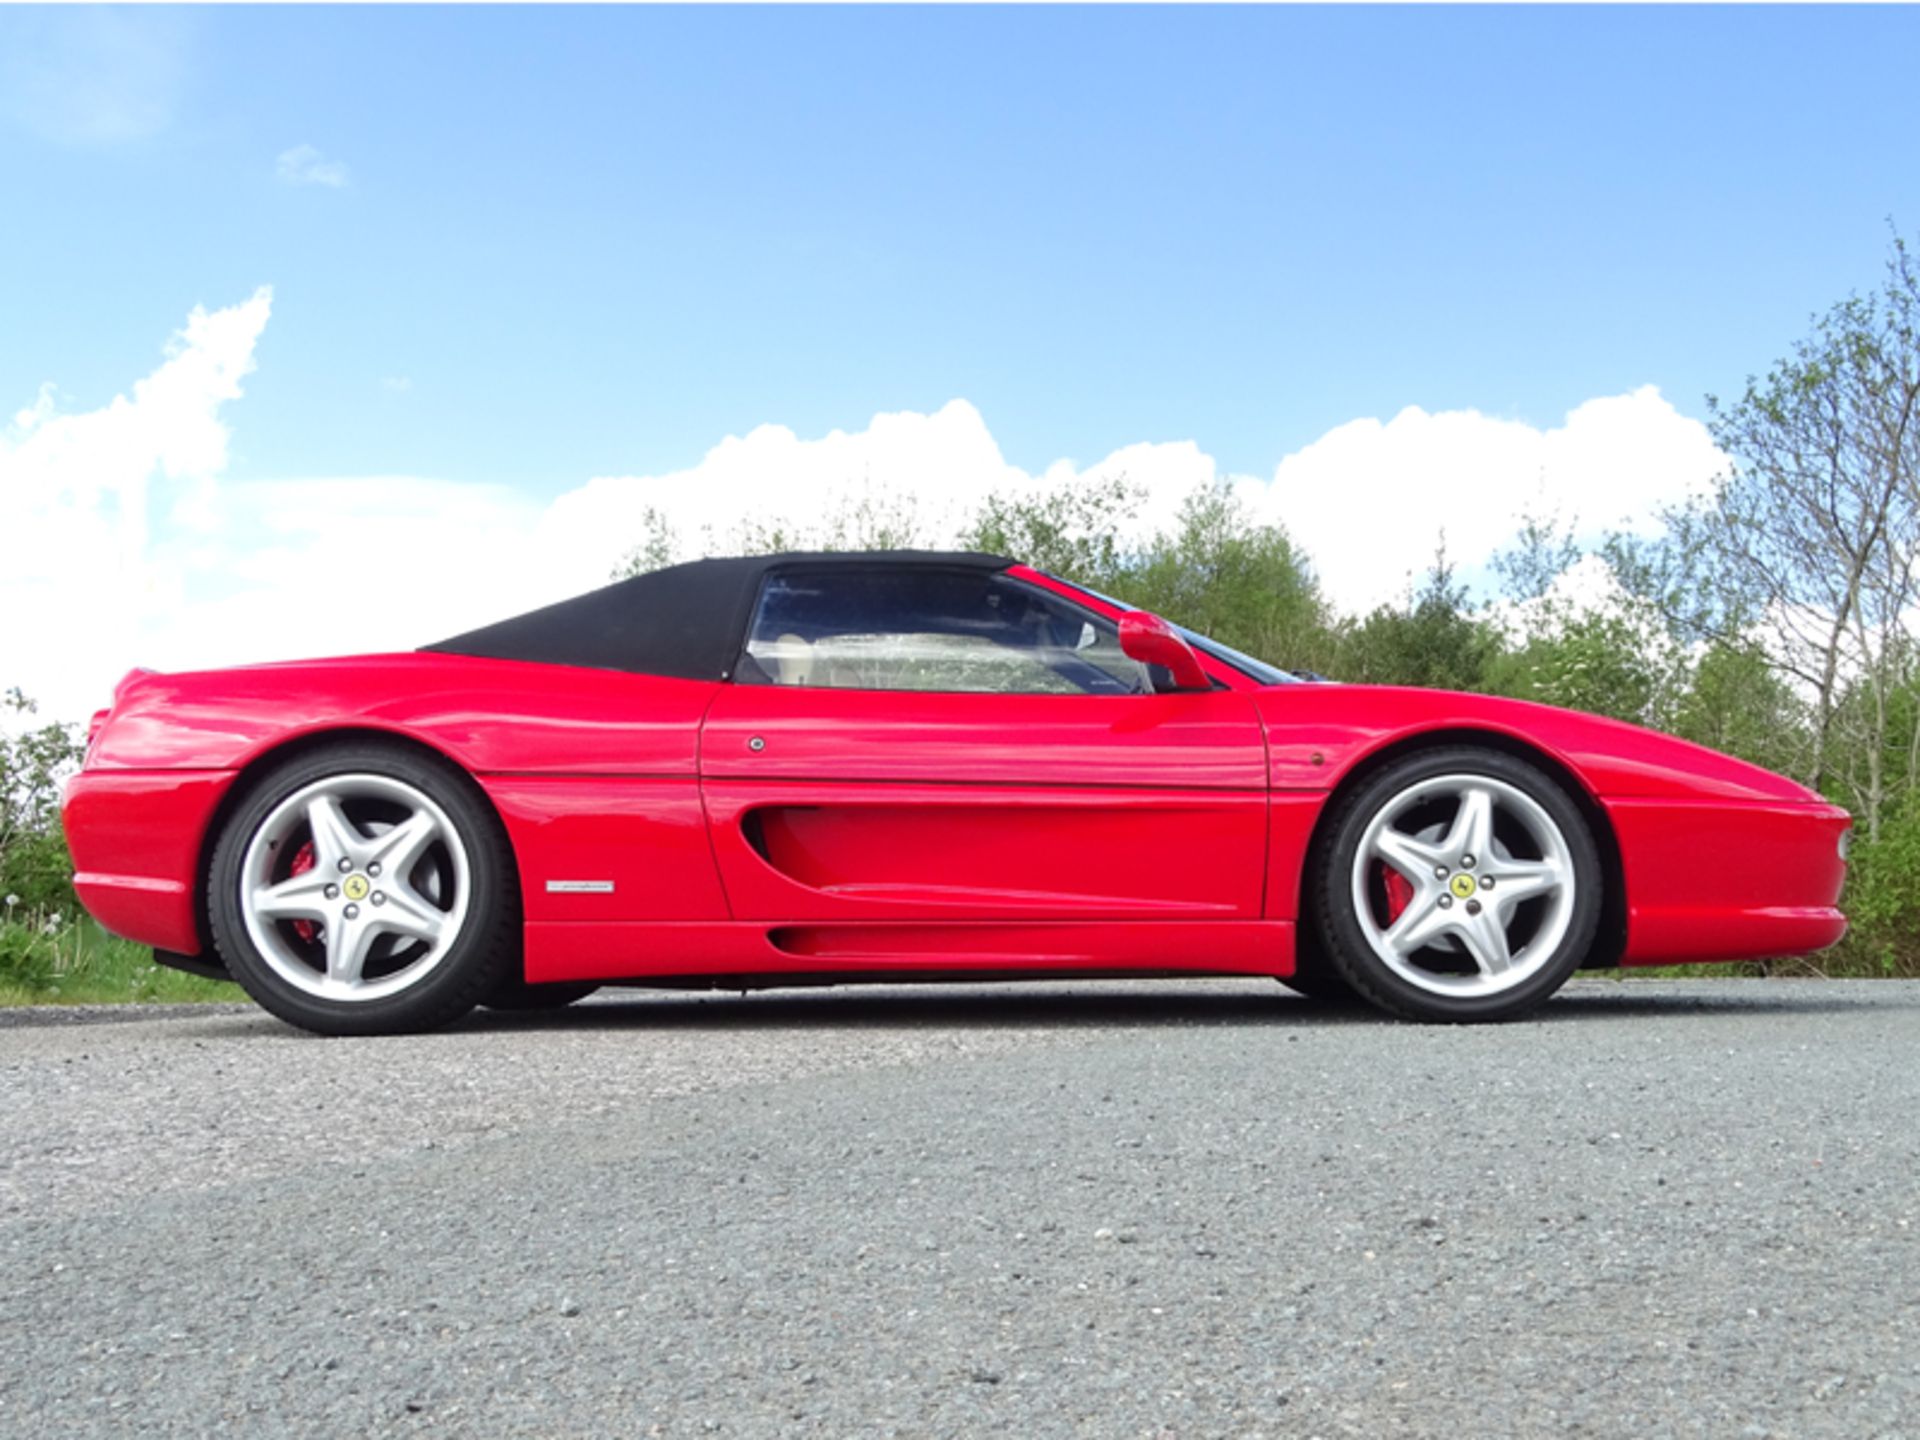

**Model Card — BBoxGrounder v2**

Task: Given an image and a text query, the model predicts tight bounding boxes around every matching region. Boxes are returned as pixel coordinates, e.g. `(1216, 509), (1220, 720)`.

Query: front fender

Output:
(1255, 685), (1820, 804)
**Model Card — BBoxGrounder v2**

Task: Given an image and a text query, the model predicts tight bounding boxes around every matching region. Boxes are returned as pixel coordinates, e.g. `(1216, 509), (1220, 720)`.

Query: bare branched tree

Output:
(1680, 231), (1920, 834)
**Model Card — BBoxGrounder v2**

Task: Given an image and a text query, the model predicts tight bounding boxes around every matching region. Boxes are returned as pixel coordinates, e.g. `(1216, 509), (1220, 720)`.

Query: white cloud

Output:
(157, 476), (539, 677)
(533, 401), (1213, 594)
(0, 288), (272, 719)
(1244, 387), (1726, 615)
(380, 376), (412, 393)
(541, 388), (1728, 621)
(2, 298), (1731, 722)
(275, 144), (349, 189)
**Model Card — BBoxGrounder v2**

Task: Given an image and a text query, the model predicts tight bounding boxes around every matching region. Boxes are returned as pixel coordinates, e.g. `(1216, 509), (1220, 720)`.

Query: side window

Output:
(740, 570), (1151, 695)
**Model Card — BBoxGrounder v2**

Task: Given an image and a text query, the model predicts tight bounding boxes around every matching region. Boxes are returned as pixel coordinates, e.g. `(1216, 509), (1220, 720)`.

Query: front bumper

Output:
(1606, 797), (1850, 965)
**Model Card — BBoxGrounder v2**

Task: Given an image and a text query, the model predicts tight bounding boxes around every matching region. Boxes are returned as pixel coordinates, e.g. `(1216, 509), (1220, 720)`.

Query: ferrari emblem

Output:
(1449, 873), (1478, 900)
(342, 873), (371, 902)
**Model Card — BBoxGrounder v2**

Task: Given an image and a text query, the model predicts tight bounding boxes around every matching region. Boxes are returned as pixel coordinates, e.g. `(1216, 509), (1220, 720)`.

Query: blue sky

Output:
(4, 5), (1920, 717)
(7, 5), (1918, 486)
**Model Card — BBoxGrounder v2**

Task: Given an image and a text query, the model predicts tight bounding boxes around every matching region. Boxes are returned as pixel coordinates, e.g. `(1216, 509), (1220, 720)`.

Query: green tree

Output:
(610, 506), (678, 579)
(0, 690), (86, 914)
(961, 475), (1144, 593)
(1670, 642), (1805, 778)
(1671, 231), (1920, 828)
(1487, 610), (1684, 729)
(1485, 514), (1695, 729)
(1119, 481), (1332, 673)
(1334, 547), (1498, 691)
(1490, 513), (1583, 604)
(611, 487), (929, 580)
(734, 487), (927, 558)
(1831, 787), (1920, 976)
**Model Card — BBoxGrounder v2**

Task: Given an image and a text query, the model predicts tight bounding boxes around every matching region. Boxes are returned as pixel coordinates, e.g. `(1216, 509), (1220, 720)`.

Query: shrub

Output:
(0, 690), (85, 915)
(1829, 791), (1920, 976)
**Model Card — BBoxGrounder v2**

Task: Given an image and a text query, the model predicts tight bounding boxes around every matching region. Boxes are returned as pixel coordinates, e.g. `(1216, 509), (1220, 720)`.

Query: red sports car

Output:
(63, 551), (1850, 1034)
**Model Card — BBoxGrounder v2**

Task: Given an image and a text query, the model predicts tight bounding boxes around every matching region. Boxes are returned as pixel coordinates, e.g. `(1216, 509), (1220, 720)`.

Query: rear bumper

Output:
(62, 770), (237, 956)
(1606, 797), (1850, 965)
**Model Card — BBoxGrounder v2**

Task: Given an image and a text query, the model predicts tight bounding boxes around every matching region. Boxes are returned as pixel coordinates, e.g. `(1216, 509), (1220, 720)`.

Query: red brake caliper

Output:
(1381, 865), (1414, 924)
(288, 841), (317, 943)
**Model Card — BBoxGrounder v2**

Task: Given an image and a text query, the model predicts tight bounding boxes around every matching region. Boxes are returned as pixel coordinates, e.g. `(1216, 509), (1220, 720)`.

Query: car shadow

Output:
(1536, 981), (1920, 1022)
(448, 977), (1917, 1034)
(455, 983), (1346, 1033)
(27, 978), (1905, 1040)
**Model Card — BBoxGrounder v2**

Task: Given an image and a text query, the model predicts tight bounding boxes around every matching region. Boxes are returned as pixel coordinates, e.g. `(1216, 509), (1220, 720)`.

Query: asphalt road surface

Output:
(3, 978), (1917, 1439)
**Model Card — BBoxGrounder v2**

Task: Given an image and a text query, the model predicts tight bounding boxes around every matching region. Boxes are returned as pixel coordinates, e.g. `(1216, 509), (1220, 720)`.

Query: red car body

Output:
(63, 563), (1850, 991)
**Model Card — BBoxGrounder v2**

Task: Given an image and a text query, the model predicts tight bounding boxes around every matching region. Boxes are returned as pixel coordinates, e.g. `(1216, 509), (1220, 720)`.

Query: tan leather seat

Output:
(768, 632), (815, 687)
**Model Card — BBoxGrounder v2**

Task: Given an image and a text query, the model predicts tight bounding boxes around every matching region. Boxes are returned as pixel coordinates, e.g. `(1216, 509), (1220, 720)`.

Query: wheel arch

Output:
(1298, 726), (1627, 969)
(189, 726), (521, 967)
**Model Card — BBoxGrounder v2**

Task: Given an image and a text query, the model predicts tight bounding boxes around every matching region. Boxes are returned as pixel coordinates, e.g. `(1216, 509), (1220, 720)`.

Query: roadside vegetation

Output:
(0, 691), (233, 1003)
(6, 234), (1917, 1000)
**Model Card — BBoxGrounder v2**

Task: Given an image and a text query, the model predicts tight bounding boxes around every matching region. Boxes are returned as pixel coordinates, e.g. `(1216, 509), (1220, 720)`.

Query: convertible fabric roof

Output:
(422, 550), (1016, 679)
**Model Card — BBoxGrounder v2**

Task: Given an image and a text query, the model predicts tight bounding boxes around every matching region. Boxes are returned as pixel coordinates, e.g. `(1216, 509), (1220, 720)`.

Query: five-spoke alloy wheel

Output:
(209, 742), (519, 1035)
(1313, 746), (1602, 1022)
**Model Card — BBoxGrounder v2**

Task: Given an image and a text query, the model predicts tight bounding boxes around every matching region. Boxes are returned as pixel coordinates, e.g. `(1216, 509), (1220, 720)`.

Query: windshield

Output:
(1066, 582), (1302, 686)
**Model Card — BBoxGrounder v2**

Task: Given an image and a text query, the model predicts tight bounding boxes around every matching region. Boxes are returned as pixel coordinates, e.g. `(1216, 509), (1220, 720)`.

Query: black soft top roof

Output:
(423, 550), (1016, 680)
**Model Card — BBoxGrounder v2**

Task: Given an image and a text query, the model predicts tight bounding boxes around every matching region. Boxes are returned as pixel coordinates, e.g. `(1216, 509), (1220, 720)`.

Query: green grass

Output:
(0, 914), (237, 1006)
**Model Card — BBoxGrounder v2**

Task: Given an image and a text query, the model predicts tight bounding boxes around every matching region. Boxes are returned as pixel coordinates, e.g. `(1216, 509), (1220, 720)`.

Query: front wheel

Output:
(1312, 747), (1602, 1022)
(207, 741), (521, 1036)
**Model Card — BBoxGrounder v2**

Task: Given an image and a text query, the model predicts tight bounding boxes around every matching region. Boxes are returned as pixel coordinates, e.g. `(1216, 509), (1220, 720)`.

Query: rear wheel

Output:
(208, 741), (520, 1035)
(1313, 746), (1601, 1022)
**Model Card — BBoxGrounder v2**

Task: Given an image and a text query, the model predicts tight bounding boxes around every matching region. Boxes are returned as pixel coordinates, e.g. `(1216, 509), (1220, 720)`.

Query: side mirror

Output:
(1118, 611), (1211, 692)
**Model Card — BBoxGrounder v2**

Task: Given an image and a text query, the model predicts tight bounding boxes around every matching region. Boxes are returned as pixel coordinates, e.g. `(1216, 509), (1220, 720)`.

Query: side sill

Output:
(523, 918), (1295, 986)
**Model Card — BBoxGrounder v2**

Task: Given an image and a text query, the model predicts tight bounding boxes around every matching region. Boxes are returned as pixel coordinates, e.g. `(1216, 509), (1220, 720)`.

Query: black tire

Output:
(207, 740), (521, 1036)
(1312, 745), (1603, 1023)
(482, 979), (601, 1012)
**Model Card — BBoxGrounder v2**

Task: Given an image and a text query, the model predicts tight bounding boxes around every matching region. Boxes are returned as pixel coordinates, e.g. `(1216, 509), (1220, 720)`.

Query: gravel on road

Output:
(2, 978), (1917, 1438)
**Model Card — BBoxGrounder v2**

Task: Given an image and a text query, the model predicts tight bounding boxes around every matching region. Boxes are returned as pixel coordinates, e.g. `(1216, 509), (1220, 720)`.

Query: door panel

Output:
(701, 686), (1268, 789)
(700, 687), (1269, 923)
(704, 782), (1267, 919)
